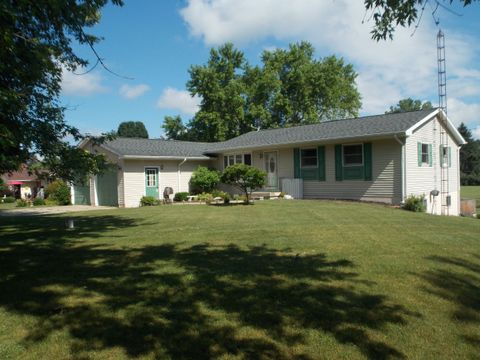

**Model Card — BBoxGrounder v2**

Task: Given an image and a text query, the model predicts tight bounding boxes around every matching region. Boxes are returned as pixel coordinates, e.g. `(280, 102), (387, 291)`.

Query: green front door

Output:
(97, 169), (118, 206)
(145, 168), (159, 198)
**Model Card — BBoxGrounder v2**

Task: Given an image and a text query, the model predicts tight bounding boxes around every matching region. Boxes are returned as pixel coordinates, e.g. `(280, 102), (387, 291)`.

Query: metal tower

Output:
(437, 29), (450, 215)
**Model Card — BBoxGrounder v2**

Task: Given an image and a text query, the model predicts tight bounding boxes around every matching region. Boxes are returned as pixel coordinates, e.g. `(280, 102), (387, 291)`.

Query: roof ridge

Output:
(235, 108), (437, 137)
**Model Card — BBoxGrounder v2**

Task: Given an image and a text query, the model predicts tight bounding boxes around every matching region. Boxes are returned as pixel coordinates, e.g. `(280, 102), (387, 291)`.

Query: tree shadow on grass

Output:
(0, 217), (416, 359)
(420, 255), (480, 352)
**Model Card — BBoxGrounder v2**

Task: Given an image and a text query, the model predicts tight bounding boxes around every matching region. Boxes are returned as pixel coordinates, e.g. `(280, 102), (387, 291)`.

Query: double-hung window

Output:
(343, 144), (363, 166)
(301, 148), (317, 168)
(223, 153), (252, 169)
(421, 143), (429, 165)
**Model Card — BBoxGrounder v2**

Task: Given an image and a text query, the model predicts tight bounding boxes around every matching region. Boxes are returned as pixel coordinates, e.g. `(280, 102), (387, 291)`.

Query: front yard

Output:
(0, 200), (479, 359)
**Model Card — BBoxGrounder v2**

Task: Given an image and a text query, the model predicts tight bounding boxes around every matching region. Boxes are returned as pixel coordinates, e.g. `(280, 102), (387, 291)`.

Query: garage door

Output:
(74, 184), (91, 205)
(96, 169), (118, 206)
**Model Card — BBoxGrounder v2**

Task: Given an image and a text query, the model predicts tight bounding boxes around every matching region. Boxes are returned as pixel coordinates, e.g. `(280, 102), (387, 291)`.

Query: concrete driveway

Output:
(0, 205), (117, 217)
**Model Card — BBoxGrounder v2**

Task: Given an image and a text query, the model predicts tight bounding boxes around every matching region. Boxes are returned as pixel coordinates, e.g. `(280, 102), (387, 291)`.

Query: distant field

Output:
(0, 200), (479, 359)
(461, 186), (480, 209)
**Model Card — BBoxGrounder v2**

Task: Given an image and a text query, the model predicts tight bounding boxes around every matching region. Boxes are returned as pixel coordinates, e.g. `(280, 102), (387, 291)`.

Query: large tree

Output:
(386, 98), (433, 114)
(117, 121), (149, 138)
(0, 0), (122, 182)
(186, 43), (248, 142)
(457, 123), (480, 183)
(248, 42), (361, 129)
(364, 0), (478, 40)
(162, 42), (361, 142)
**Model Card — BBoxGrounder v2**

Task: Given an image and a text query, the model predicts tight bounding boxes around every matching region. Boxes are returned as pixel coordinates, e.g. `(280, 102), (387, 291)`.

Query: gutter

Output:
(120, 155), (210, 161)
(393, 134), (406, 204)
(177, 158), (187, 193)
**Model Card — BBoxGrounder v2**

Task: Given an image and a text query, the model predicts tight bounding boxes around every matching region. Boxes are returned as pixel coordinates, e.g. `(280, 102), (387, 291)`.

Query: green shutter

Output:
(293, 148), (300, 178)
(335, 145), (343, 181)
(417, 142), (422, 167)
(428, 144), (433, 166)
(317, 146), (325, 181)
(363, 142), (372, 181)
(448, 146), (452, 168)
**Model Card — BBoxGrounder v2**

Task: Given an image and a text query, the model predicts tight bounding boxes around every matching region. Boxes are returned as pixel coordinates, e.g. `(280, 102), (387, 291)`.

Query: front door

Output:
(145, 168), (159, 198)
(264, 152), (278, 190)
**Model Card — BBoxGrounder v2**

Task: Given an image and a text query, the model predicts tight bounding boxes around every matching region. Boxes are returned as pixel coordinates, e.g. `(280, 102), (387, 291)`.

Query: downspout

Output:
(178, 157), (187, 193)
(394, 135), (406, 204)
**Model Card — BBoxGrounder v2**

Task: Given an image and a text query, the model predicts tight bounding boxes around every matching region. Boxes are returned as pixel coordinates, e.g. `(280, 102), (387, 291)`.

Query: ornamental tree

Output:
(221, 164), (266, 204)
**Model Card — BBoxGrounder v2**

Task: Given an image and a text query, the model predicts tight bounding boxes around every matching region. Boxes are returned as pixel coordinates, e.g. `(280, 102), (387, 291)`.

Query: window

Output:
(421, 143), (429, 164)
(223, 153), (252, 168)
(146, 169), (157, 186)
(440, 145), (450, 167)
(343, 144), (363, 166)
(301, 148), (317, 167)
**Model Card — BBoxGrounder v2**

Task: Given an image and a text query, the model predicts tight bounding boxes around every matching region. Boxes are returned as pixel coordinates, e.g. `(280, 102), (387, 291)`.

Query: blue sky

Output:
(61, 0), (480, 139)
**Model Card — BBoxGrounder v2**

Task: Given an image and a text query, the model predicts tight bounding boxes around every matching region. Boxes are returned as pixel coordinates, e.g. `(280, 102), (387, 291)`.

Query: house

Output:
(76, 109), (466, 215)
(1, 164), (48, 199)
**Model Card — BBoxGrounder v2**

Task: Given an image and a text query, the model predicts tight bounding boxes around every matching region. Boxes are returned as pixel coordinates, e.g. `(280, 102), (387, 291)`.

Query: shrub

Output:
(33, 198), (46, 206)
(16, 199), (28, 207)
(233, 194), (247, 202)
(2, 196), (16, 203)
(190, 166), (220, 193)
(461, 173), (480, 186)
(403, 194), (426, 212)
(221, 164), (266, 204)
(140, 196), (160, 206)
(197, 192), (214, 204)
(46, 179), (71, 205)
(174, 192), (190, 202)
(212, 190), (230, 203)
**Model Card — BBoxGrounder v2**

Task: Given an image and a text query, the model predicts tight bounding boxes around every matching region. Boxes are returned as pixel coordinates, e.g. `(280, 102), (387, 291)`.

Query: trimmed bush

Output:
(16, 199), (28, 207)
(33, 198), (46, 206)
(197, 192), (214, 204)
(3, 196), (16, 203)
(212, 190), (230, 203)
(190, 166), (220, 193)
(46, 179), (71, 205)
(403, 194), (426, 212)
(221, 164), (266, 204)
(140, 196), (160, 206)
(174, 192), (190, 202)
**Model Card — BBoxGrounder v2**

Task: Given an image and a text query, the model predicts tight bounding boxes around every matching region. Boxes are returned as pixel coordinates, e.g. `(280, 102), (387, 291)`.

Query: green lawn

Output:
(0, 202), (16, 210)
(462, 186), (480, 210)
(0, 201), (479, 359)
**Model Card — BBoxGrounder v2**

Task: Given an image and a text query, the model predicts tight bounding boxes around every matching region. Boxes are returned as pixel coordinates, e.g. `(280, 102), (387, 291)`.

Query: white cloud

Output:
(448, 98), (480, 128)
(61, 66), (107, 96)
(156, 87), (201, 116)
(119, 84), (150, 99)
(180, 0), (479, 119)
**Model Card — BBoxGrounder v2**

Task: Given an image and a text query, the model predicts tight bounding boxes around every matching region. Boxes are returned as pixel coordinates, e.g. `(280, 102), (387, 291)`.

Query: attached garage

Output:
(73, 183), (91, 205)
(96, 169), (118, 206)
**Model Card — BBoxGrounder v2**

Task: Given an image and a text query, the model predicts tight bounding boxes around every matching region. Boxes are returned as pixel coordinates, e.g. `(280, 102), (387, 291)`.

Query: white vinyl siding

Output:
(304, 139), (402, 204)
(405, 115), (460, 215)
(121, 159), (213, 207)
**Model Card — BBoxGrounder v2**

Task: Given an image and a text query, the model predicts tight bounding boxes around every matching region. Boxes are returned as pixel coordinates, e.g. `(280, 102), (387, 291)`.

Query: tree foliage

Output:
(163, 42), (361, 142)
(457, 123), (480, 184)
(117, 121), (149, 138)
(0, 0), (122, 181)
(190, 166), (221, 193)
(221, 164), (266, 204)
(162, 115), (189, 141)
(386, 98), (433, 114)
(364, 0), (477, 40)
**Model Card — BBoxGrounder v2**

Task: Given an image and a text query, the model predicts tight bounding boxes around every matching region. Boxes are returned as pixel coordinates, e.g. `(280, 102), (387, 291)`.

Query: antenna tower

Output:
(437, 29), (450, 215)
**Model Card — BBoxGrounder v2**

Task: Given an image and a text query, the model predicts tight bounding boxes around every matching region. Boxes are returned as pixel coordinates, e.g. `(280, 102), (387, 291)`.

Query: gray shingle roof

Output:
(97, 109), (438, 158)
(209, 109), (436, 152)
(103, 138), (212, 159)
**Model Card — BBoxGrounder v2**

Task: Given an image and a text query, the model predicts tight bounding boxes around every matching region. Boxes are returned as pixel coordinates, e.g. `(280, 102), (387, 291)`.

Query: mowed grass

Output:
(462, 186), (480, 210)
(0, 201), (479, 360)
